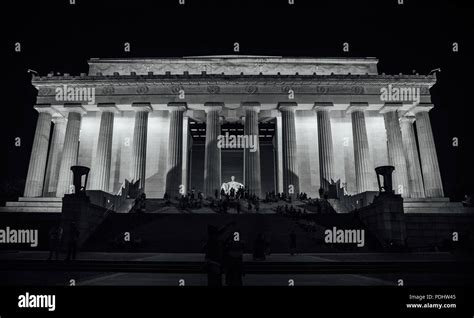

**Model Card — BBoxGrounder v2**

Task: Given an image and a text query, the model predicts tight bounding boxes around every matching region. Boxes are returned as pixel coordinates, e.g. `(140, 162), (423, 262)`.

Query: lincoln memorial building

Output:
(21, 56), (444, 201)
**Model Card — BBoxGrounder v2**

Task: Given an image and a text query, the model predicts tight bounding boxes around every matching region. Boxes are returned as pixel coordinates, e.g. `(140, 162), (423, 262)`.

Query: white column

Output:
(315, 103), (335, 192)
(43, 116), (67, 196)
(243, 103), (262, 197)
(131, 103), (151, 191)
(203, 103), (222, 198)
(165, 103), (186, 197)
(56, 108), (85, 197)
(348, 103), (374, 193)
(414, 106), (444, 197)
(381, 104), (409, 196)
(279, 103), (299, 196)
(182, 113), (190, 195)
(275, 114), (284, 193)
(24, 106), (54, 197)
(400, 116), (425, 198)
(90, 104), (117, 192)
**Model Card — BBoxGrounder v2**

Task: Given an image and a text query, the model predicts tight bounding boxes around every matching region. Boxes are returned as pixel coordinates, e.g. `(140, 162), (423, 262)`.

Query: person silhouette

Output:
(203, 221), (236, 286)
(47, 223), (63, 261)
(65, 222), (80, 261)
(224, 231), (245, 286)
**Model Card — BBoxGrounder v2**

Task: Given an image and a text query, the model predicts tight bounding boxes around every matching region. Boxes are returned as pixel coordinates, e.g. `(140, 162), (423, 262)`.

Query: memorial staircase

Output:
(0, 197), (63, 213)
(0, 198), (381, 253)
(403, 197), (474, 214)
(82, 199), (381, 253)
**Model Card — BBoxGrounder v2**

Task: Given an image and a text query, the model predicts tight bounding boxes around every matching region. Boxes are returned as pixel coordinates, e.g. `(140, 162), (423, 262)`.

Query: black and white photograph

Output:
(1, 0), (473, 316)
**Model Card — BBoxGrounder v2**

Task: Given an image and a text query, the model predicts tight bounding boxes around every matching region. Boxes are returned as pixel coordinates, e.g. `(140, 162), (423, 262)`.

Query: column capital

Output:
(410, 103), (434, 114)
(184, 110), (194, 118)
(241, 102), (261, 112)
(34, 104), (57, 116)
(379, 102), (403, 114)
(313, 102), (334, 111)
(62, 103), (87, 115)
(97, 103), (119, 113)
(204, 102), (223, 113)
(278, 102), (297, 112)
(131, 102), (152, 112)
(167, 102), (188, 111)
(51, 115), (67, 124)
(400, 115), (416, 124)
(346, 102), (369, 114)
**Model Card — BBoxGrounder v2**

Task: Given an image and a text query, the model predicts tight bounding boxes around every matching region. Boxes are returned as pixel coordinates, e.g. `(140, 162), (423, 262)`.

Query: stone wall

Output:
(405, 213), (474, 250)
(332, 113), (354, 193)
(293, 111), (387, 197)
(295, 110), (320, 198)
(109, 112), (134, 193)
(190, 144), (205, 192)
(145, 111), (169, 198)
(78, 112), (100, 179)
(88, 57), (379, 76)
(77, 111), (171, 199)
(357, 194), (406, 249)
(260, 144), (275, 195)
(60, 194), (109, 248)
(340, 191), (379, 211)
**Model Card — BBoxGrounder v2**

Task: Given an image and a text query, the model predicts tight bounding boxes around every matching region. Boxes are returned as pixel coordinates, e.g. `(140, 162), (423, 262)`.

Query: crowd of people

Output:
(131, 184), (336, 219)
(212, 194), (260, 214)
(137, 183), (324, 215)
(163, 189), (205, 210)
(275, 204), (308, 219)
(275, 201), (331, 244)
(263, 191), (310, 203)
(159, 186), (269, 214)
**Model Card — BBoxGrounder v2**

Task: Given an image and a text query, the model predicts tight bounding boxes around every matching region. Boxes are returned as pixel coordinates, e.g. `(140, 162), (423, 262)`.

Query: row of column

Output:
(24, 106), (85, 198)
(309, 103), (443, 198)
(203, 103), (264, 198)
(24, 102), (246, 199)
(24, 102), (444, 200)
(200, 102), (300, 198)
(382, 106), (443, 197)
(25, 104), (166, 198)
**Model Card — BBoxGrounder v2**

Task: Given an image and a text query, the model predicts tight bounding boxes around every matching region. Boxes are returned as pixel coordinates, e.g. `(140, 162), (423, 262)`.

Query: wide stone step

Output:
(404, 206), (474, 214)
(403, 202), (462, 208)
(404, 197), (449, 203)
(0, 206), (62, 213)
(6, 201), (63, 207)
(18, 197), (62, 202)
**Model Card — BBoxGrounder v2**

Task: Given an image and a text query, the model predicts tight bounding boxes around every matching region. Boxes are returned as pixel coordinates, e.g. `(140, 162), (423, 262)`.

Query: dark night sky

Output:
(1, 0), (473, 201)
